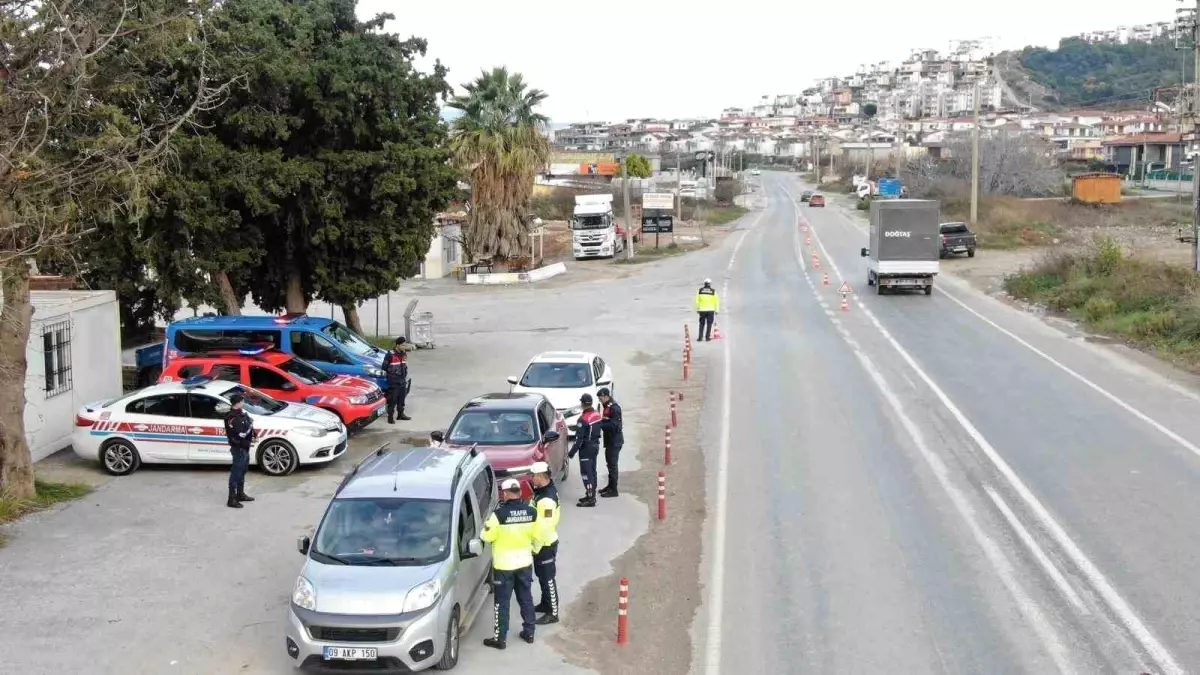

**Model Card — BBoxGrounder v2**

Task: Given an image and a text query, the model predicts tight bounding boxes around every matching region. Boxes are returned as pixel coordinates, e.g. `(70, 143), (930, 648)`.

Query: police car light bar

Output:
(274, 312), (307, 324)
(181, 375), (214, 388)
(238, 345), (269, 355)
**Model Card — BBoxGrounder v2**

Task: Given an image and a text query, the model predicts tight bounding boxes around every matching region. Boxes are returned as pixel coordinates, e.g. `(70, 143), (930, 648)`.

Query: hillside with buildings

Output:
(548, 19), (1189, 184)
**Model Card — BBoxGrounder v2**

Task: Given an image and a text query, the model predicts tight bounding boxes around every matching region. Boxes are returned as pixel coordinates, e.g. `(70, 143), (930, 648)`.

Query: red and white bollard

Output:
(670, 392), (678, 428)
(823, 272), (830, 286)
(616, 578), (630, 646)
(664, 426), (672, 465)
(683, 349), (691, 381)
(840, 293), (850, 312)
(657, 471), (667, 520)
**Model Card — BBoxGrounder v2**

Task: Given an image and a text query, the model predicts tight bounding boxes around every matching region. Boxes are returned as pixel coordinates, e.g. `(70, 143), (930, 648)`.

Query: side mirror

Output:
(506, 375), (518, 387)
(297, 536), (311, 556)
(282, 382), (298, 392)
(860, 247), (869, 257)
(597, 379), (612, 387)
(464, 538), (483, 559)
(541, 430), (561, 443)
(430, 430), (445, 443)
(214, 402), (231, 415)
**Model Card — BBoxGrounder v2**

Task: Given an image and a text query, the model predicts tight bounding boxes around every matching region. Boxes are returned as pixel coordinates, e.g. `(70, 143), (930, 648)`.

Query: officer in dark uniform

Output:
(567, 393), (602, 507)
(596, 387), (623, 498)
(529, 461), (561, 624)
(481, 478), (540, 649)
(381, 337), (410, 423)
(223, 393), (254, 509)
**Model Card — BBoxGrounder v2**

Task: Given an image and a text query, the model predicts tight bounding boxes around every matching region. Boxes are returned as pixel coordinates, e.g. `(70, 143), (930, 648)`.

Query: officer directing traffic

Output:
(568, 393), (603, 507)
(695, 278), (720, 341)
(481, 478), (540, 649)
(382, 337), (410, 423)
(529, 461), (561, 624)
(223, 393), (254, 509)
(597, 387), (623, 498)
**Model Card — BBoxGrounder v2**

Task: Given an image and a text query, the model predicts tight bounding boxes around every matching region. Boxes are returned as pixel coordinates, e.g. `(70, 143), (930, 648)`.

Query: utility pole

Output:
(970, 79), (981, 225)
(620, 155), (634, 260)
(1175, 0), (1200, 269)
(676, 149), (682, 222)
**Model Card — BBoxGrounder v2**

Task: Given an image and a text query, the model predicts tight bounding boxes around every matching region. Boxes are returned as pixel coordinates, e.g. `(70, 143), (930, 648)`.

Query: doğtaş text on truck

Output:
(859, 199), (940, 295)
(572, 193), (638, 259)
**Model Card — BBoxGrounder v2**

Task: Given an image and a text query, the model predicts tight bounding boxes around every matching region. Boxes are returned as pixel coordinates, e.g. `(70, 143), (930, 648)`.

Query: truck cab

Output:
(571, 194), (624, 259)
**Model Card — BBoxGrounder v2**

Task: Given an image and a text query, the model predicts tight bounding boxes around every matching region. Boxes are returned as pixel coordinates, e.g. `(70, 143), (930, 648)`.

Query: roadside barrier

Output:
(616, 578), (630, 646)
(664, 425), (672, 465)
(683, 348), (690, 381)
(670, 391), (678, 428)
(657, 471), (666, 521)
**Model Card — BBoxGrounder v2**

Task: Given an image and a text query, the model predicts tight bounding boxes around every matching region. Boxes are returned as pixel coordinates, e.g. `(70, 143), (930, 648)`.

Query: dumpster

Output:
(409, 311), (435, 348)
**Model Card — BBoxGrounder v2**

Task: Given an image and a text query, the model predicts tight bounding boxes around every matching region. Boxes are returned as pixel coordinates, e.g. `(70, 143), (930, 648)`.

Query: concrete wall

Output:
(26, 291), (122, 462)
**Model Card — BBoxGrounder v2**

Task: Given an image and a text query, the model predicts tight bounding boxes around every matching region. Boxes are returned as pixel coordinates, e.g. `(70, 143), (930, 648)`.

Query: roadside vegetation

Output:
(0, 480), (93, 545)
(1005, 237), (1200, 369)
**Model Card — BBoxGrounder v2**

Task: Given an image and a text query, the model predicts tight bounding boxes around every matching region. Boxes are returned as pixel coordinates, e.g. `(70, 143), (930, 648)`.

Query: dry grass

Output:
(0, 479), (92, 536)
(941, 195), (1192, 250)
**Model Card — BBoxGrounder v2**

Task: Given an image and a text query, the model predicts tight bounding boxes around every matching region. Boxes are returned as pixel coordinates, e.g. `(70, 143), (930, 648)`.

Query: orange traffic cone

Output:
(823, 272), (830, 286)
(712, 324), (724, 340)
(840, 294), (850, 312)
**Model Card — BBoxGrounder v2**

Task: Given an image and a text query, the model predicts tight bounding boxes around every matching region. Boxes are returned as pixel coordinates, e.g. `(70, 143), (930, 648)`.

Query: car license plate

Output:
(372, 404), (385, 419)
(892, 279), (919, 286)
(324, 647), (377, 661)
(953, 246), (966, 252)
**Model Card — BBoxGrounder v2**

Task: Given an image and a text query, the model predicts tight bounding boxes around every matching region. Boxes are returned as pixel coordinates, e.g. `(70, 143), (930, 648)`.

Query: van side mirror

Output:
(464, 538), (483, 559)
(282, 382), (298, 392)
(860, 247), (869, 257)
(597, 379), (612, 387)
(297, 536), (311, 555)
(506, 375), (518, 387)
(430, 430), (445, 443)
(541, 430), (560, 444)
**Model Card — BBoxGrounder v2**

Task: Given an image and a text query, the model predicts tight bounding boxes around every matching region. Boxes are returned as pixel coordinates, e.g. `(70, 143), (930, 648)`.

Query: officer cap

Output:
(530, 461), (550, 475)
(703, 278), (712, 285)
(596, 387), (611, 398)
(579, 393), (593, 405)
(500, 478), (521, 492)
(228, 393), (244, 405)
(394, 336), (407, 345)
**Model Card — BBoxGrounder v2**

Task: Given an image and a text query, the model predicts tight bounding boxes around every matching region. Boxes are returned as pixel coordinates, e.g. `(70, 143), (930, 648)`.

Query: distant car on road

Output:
(801, 190), (814, 202)
(436, 392), (569, 500)
(506, 351), (614, 437)
(751, 168), (761, 176)
(939, 221), (977, 258)
(73, 376), (347, 476)
(159, 347), (386, 432)
(809, 194), (826, 207)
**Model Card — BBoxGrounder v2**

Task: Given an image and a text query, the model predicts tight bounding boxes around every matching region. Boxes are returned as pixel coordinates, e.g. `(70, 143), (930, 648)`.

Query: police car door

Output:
(123, 393), (191, 462)
(184, 393), (234, 462)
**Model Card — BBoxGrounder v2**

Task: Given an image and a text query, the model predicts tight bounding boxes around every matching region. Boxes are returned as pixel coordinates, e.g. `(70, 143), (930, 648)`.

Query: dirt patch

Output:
(550, 354), (707, 674)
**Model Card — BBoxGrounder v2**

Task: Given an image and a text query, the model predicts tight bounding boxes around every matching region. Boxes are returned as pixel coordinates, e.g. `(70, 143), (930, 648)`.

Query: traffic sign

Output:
(838, 281), (852, 294)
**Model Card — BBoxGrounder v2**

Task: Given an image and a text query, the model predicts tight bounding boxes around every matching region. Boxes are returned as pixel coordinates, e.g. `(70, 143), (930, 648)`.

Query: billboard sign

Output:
(642, 193), (674, 210)
(642, 215), (674, 233)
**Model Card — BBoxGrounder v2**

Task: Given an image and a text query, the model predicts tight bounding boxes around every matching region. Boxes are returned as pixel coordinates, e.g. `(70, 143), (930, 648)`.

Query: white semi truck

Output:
(571, 194), (624, 260)
(859, 199), (940, 295)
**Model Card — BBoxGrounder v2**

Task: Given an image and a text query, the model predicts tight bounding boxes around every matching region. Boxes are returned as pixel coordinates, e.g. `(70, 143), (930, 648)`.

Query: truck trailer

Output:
(860, 199), (940, 295)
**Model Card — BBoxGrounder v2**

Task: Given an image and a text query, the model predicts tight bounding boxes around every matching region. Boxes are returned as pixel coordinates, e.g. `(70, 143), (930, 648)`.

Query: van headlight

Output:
(293, 426), (329, 437)
(402, 578), (441, 613)
(293, 577), (316, 611)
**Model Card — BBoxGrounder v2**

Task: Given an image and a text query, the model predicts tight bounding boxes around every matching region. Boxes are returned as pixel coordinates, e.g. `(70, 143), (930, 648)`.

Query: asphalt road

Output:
(695, 172), (1200, 674)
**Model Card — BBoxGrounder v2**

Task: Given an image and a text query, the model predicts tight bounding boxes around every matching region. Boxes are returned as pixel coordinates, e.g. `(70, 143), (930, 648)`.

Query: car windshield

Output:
(940, 223), (969, 234)
(321, 322), (379, 358)
(520, 362), (592, 388)
(278, 357), (333, 384)
(448, 411), (537, 445)
(219, 384), (287, 415)
(571, 215), (608, 230)
(312, 498), (452, 566)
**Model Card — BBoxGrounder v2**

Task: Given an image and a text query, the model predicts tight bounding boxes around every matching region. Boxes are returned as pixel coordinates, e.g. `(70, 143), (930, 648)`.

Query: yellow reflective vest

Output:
(695, 286), (720, 312)
(531, 483), (561, 547)
(481, 500), (540, 571)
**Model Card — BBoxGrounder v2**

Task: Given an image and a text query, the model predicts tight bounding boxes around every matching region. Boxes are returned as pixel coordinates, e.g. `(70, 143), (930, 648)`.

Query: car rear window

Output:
(940, 223), (969, 234)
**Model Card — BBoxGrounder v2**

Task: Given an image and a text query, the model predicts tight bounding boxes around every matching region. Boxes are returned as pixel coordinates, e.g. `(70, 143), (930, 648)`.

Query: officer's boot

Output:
(236, 480), (254, 502)
(397, 407), (411, 421)
(577, 487), (596, 508)
(227, 490), (242, 509)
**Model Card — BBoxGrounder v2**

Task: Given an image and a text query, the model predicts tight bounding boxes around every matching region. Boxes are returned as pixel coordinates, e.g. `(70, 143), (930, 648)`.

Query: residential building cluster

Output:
(551, 24), (1190, 179)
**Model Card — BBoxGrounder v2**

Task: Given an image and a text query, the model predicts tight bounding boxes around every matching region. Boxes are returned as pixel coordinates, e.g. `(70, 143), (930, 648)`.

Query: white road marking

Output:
(985, 486), (1089, 613)
(705, 212), (761, 675)
(786, 202), (1078, 673)
(937, 286), (1200, 463)
(796, 188), (1184, 675)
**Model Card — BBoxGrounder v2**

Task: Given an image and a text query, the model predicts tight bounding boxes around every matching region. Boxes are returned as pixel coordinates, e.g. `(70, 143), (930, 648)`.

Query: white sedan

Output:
(507, 351), (615, 436)
(73, 376), (349, 476)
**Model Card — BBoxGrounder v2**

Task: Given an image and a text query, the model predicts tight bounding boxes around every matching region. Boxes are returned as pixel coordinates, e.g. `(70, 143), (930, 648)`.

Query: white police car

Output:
(72, 376), (349, 476)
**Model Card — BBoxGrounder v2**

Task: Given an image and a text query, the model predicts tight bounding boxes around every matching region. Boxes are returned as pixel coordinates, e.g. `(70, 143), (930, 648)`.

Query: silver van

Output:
(286, 444), (496, 672)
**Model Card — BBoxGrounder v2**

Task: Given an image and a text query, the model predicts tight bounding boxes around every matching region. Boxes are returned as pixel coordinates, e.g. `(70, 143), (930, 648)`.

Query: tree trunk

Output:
(213, 270), (242, 316)
(285, 270), (307, 314)
(0, 266), (36, 501)
(342, 304), (363, 334)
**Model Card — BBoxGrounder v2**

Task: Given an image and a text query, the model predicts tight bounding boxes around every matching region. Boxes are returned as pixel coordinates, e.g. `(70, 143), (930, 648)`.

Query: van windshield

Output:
(219, 384), (287, 415)
(321, 322), (380, 359)
(312, 498), (452, 566)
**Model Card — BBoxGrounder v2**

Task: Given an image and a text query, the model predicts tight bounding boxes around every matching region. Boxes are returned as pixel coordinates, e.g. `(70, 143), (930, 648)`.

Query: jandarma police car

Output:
(72, 376), (349, 477)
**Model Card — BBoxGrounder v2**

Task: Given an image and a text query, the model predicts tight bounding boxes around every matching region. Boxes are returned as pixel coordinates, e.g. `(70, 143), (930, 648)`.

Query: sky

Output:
(359, 0), (1181, 124)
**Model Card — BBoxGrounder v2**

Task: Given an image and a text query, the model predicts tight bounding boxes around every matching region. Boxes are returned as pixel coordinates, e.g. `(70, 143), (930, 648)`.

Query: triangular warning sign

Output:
(838, 281), (853, 294)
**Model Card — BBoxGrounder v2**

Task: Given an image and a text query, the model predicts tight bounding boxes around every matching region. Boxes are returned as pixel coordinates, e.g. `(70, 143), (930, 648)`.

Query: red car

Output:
(435, 393), (570, 500)
(159, 347), (386, 431)
(809, 194), (826, 207)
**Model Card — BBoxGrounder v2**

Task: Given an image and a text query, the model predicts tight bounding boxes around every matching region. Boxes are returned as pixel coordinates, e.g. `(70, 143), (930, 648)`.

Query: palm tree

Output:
(447, 67), (550, 262)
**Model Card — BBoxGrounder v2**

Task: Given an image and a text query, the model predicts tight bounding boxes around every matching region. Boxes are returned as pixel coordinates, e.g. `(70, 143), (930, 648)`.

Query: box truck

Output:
(859, 199), (940, 295)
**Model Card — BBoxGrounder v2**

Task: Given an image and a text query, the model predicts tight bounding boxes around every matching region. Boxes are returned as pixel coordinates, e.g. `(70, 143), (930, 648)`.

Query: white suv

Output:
(507, 351), (614, 436)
